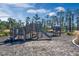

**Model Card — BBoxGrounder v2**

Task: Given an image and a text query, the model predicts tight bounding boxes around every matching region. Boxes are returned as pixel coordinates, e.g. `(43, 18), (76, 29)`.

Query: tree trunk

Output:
(77, 19), (79, 30)
(69, 17), (72, 32)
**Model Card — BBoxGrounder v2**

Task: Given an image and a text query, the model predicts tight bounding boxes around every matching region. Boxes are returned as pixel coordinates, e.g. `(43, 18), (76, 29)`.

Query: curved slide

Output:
(72, 38), (79, 47)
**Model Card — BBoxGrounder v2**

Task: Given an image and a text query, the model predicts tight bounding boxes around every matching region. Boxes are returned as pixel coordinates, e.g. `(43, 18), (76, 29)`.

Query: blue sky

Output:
(0, 3), (79, 22)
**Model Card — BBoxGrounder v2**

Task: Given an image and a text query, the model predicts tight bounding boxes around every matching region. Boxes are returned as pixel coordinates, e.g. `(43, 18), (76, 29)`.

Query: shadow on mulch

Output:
(0, 38), (52, 46)
(0, 39), (26, 46)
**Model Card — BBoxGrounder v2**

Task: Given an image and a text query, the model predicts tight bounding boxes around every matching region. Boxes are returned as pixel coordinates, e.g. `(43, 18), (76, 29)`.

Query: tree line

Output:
(0, 9), (79, 36)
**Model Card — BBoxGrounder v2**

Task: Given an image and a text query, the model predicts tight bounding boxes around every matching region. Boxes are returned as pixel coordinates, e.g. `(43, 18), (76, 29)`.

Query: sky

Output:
(0, 3), (79, 22)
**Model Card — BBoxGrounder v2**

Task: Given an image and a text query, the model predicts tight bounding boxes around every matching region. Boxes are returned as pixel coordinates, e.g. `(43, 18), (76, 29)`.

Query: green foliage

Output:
(66, 32), (74, 36)
(0, 17), (25, 37)
(8, 18), (19, 28)
(0, 32), (8, 37)
(0, 9), (78, 37)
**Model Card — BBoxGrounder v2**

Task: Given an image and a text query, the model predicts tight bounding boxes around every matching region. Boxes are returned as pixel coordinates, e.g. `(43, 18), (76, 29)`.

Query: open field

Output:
(0, 34), (79, 56)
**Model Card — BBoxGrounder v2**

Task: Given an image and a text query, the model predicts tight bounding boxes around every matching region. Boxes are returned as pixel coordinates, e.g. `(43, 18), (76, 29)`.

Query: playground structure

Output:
(72, 31), (79, 47)
(9, 12), (77, 42)
(10, 23), (60, 40)
(9, 18), (61, 41)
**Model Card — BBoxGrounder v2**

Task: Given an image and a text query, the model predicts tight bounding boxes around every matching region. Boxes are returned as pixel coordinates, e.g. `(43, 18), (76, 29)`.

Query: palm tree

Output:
(8, 18), (13, 29)
(26, 17), (30, 25)
(25, 17), (30, 39)
(76, 9), (79, 30)
(66, 9), (74, 32)
(8, 18), (18, 38)
(17, 20), (24, 27)
(71, 12), (74, 31)
(45, 15), (49, 31)
(33, 14), (40, 39)
(51, 15), (58, 28)
(57, 10), (65, 32)
(8, 18), (17, 28)
(33, 14), (40, 23)
(42, 19), (45, 29)
(26, 17), (30, 31)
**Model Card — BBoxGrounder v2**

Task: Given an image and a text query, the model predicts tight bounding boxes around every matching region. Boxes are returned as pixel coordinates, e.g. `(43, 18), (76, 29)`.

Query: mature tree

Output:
(25, 17), (30, 32)
(66, 9), (74, 32)
(41, 19), (45, 28)
(51, 15), (58, 28)
(33, 14), (40, 39)
(0, 21), (7, 31)
(26, 17), (30, 25)
(8, 18), (17, 28)
(33, 14), (40, 31)
(17, 20), (24, 27)
(76, 9), (79, 30)
(33, 14), (40, 23)
(57, 10), (65, 32)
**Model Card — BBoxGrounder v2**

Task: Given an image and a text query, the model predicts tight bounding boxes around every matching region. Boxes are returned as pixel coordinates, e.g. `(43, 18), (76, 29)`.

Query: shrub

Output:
(0, 31), (9, 37)
(66, 32), (74, 36)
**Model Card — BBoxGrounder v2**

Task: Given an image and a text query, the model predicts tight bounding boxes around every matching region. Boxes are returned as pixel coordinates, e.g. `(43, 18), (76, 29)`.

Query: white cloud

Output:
(48, 12), (56, 16)
(27, 9), (37, 13)
(0, 11), (10, 17)
(12, 4), (35, 8)
(27, 9), (49, 14)
(0, 17), (8, 21)
(0, 4), (35, 21)
(36, 9), (49, 13)
(0, 9), (12, 21)
(55, 7), (65, 12)
(0, 11), (11, 21)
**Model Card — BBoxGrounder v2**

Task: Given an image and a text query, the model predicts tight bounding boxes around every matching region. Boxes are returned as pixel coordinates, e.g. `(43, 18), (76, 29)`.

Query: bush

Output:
(0, 34), (5, 37)
(0, 31), (9, 37)
(66, 32), (74, 36)
(4, 32), (9, 36)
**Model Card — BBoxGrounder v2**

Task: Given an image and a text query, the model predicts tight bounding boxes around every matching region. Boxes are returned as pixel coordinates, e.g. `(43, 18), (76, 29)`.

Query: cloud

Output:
(27, 9), (49, 14)
(11, 3), (35, 8)
(0, 4), (26, 21)
(0, 6), (14, 21)
(0, 17), (8, 21)
(36, 9), (49, 13)
(0, 10), (11, 21)
(0, 4), (14, 14)
(0, 11), (11, 17)
(55, 7), (65, 12)
(48, 12), (56, 16)
(0, 4), (35, 21)
(27, 9), (36, 13)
